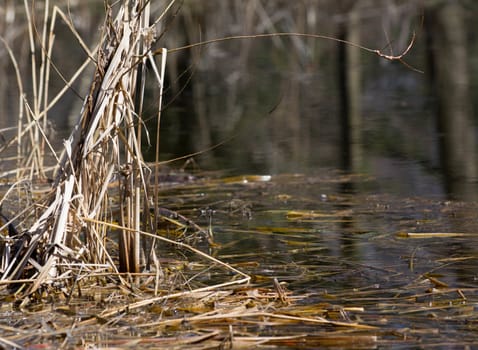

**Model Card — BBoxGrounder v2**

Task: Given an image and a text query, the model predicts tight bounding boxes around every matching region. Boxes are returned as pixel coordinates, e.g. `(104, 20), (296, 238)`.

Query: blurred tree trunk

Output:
(425, 2), (477, 199)
(338, 3), (363, 172)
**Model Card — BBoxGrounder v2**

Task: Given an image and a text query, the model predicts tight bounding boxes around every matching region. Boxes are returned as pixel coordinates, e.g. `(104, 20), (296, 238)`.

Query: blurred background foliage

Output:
(1, 0), (478, 199)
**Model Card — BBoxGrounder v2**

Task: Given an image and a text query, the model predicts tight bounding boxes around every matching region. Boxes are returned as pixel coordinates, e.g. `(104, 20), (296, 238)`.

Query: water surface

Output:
(157, 171), (478, 348)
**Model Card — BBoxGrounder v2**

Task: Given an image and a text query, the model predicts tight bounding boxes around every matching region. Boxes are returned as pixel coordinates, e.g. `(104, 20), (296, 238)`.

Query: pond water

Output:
(157, 172), (478, 348)
(149, 3), (478, 346)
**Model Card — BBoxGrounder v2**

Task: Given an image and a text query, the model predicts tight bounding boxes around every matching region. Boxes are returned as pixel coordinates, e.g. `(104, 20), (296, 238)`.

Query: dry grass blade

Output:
(399, 232), (470, 238)
(145, 311), (377, 330)
(0, 336), (24, 350)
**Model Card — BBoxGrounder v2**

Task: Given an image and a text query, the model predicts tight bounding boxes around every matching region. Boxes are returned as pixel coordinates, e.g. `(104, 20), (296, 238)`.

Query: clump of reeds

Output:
(0, 0), (246, 298)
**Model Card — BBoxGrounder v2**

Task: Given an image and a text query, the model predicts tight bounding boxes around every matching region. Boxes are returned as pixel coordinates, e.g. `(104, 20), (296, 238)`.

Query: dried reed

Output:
(0, 0), (245, 299)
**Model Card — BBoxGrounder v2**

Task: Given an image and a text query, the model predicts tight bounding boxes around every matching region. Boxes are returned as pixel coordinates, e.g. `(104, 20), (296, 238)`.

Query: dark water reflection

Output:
(150, 1), (478, 202)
